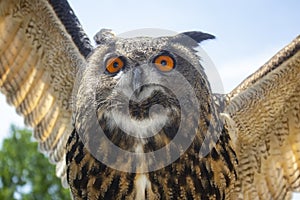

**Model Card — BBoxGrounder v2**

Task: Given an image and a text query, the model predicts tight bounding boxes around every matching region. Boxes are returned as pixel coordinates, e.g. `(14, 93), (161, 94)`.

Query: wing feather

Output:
(226, 35), (300, 199)
(0, 0), (90, 186)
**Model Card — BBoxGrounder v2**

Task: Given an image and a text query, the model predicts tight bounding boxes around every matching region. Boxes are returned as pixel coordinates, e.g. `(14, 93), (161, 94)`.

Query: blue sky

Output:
(0, 0), (300, 198)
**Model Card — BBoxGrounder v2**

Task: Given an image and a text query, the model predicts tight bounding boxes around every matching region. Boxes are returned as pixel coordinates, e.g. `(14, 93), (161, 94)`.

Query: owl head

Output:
(73, 29), (219, 172)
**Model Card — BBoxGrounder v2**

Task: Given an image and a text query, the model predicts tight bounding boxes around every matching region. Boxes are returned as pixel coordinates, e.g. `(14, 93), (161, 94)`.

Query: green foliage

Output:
(0, 125), (71, 200)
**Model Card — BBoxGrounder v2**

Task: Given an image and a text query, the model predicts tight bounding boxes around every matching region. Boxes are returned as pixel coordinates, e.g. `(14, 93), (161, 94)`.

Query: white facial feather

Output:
(105, 108), (170, 139)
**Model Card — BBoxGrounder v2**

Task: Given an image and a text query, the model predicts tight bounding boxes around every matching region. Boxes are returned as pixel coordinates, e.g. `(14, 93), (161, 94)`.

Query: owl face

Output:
(74, 30), (215, 167)
(86, 32), (208, 139)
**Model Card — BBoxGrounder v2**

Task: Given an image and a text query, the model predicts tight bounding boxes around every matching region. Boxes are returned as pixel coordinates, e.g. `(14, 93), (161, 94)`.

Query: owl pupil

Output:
(113, 62), (119, 68)
(161, 60), (167, 66)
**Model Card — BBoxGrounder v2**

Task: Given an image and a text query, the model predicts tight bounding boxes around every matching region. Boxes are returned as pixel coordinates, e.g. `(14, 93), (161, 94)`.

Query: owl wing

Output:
(225, 35), (300, 199)
(0, 0), (93, 186)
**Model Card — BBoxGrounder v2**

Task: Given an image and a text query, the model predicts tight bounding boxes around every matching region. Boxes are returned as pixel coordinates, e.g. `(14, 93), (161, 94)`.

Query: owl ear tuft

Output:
(181, 31), (215, 43)
(94, 29), (116, 45)
(173, 31), (215, 47)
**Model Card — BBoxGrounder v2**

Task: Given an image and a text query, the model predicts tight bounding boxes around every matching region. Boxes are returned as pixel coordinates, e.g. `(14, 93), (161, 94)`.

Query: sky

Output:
(0, 0), (300, 198)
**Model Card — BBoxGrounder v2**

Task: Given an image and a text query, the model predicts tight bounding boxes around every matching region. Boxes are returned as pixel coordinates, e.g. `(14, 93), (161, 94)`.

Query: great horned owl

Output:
(0, 0), (300, 200)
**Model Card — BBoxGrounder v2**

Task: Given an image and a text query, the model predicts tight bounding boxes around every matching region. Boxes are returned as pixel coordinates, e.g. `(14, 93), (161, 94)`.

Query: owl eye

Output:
(105, 57), (125, 74)
(153, 54), (175, 72)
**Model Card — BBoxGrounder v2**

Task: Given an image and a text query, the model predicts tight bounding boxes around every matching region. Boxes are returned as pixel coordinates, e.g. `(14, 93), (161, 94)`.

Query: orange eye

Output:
(153, 55), (175, 72)
(106, 57), (125, 74)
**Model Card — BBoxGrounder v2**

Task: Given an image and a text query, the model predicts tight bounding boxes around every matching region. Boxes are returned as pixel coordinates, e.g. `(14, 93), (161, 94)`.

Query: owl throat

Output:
(98, 92), (181, 153)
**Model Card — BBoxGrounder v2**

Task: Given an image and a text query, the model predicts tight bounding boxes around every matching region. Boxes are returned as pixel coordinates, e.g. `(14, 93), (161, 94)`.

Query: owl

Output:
(0, 0), (300, 200)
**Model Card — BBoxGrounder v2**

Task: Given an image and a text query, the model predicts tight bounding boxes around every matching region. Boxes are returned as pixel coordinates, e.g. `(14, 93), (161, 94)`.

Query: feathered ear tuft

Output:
(172, 31), (215, 47)
(94, 29), (116, 45)
(181, 31), (215, 43)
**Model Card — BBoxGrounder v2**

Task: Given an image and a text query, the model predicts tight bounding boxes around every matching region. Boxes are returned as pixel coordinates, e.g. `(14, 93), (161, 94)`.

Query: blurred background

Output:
(0, 0), (299, 198)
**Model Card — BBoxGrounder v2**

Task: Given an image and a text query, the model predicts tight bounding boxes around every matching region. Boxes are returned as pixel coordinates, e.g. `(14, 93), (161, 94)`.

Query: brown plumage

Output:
(0, 0), (300, 199)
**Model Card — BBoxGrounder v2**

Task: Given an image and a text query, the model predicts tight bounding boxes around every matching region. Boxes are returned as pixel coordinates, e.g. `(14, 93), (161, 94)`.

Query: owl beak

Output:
(132, 67), (143, 96)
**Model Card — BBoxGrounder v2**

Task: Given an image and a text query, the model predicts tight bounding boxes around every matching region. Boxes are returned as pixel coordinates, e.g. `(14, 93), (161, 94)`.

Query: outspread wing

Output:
(226, 35), (300, 199)
(0, 0), (92, 186)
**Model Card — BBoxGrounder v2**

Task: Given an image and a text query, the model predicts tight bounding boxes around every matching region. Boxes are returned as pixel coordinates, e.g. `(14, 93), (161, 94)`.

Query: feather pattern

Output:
(226, 35), (300, 199)
(0, 0), (87, 186)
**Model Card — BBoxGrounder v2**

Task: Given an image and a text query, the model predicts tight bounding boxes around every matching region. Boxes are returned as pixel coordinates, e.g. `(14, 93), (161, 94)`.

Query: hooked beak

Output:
(132, 67), (143, 97)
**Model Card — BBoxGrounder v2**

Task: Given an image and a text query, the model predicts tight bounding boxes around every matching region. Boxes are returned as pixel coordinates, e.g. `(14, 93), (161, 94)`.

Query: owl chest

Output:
(66, 129), (236, 200)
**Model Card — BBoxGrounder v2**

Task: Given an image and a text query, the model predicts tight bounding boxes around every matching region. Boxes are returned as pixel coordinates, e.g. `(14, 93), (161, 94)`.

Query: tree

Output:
(0, 125), (71, 200)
